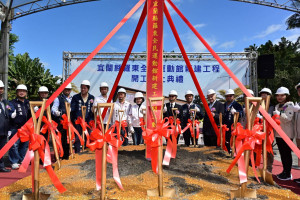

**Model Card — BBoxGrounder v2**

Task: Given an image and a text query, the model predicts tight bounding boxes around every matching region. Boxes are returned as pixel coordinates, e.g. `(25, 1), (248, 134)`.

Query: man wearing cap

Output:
(93, 82), (110, 129)
(203, 89), (224, 146)
(180, 90), (203, 146)
(51, 83), (73, 159)
(112, 88), (131, 146)
(223, 89), (243, 153)
(71, 80), (94, 153)
(128, 92), (146, 145)
(9, 84), (30, 169)
(163, 90), (181, 119)
(0, 80), (15, 172)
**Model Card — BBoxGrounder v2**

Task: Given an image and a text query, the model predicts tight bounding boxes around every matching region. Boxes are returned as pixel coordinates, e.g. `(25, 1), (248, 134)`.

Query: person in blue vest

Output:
(180, 90), (203, 146)
(51, 83), (72, 159)
(71, 80), (94, 153)
(223, 89), (243, 154)
(0, 80), (16, 172)
(9, 84), (31, 170)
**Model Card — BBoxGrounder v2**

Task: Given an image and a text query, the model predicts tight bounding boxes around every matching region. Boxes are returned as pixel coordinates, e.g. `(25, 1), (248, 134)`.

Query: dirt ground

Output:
(0, 145), (299, 200)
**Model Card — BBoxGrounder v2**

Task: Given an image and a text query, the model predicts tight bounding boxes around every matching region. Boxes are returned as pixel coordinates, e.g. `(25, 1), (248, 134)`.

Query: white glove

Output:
(54, 110), (61, 117)
(175, 110), (180, 114)
(163, 105), (167, 113)
(230, 107), (237, 115)
(34, 106), (39, 113)
(256, 113), (263, 119)
(195, 106), (200, 112)
(273, 110), (280, 116)
(11, 110), (16, 119)
(129, 126), (134, 134)
(293, 104), (300, 112)
(7, 131), (11, 137)
(243, 107), (245, 113)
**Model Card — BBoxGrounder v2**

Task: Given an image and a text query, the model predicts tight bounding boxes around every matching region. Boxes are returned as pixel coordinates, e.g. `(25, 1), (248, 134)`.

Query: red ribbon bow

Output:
(181, 119), (200, 139)
(60, 114), (84, 146)
(217, 124), (229, 151)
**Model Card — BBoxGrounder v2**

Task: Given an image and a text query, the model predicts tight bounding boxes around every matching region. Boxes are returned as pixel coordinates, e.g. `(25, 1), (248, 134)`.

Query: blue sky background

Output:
(11, 0), (299, 76)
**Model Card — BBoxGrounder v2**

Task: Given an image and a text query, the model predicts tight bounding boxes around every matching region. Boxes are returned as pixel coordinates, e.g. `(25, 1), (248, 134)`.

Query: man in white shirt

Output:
(93, 82), (110, 129)
(112, 88), (132, 146)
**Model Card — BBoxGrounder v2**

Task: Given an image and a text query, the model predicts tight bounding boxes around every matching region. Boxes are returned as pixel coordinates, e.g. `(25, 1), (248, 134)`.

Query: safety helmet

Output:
(118, 88), (126, 94)
(169, 90), (178, 96)
(0, 80), (4, 87)
(247, 89), (254, 96)
(225, 89), (235, 96)
(185, 90), (194, 96)
(295, 83), (300, 90)
(275, 87), (290, 95)
(81, 80), (90, 86)
(100, 82), (109, 88)
(38, 86), (49, 93)
(16, 84), (27, 91)
(134, 92), (144, 99)
(207, 89), (216, 96)
(65, 83), (72, 89)
(259, 88), (272, 95)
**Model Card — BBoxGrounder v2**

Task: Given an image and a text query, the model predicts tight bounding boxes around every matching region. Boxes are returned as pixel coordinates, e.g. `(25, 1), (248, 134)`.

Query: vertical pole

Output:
(0, 19), (10, 99)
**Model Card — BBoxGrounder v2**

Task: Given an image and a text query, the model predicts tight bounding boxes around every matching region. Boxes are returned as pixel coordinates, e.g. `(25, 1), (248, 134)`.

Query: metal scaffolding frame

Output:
(62, 51), (259, 94)
(232, 0), (300, 13)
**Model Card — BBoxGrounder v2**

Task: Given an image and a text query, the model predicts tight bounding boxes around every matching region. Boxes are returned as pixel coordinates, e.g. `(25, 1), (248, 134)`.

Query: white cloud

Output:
(218, 41), (236, 50)
(116, 34), (131, 46)
(131, 7), (143, 21)
(194, 24), (206, 29)
(273, 30), (300, 44)
(254, 24), (284, 38)
(185, 32), (217, 52)
(41, 61), (50, 68)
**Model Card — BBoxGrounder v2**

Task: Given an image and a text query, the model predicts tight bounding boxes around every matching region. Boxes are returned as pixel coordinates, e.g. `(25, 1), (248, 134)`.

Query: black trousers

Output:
(57, 123), (70, 159)
(133, 127), (143, 145)
(203, 134), (217, 146)
(0, 135), (7, 168)
(225, 130), (231, 154)
(276, 137), (293, 175)
(183, 128), (198, 146)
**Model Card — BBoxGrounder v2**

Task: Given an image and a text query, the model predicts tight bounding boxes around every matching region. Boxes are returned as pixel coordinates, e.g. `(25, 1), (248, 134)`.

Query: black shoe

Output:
(0, 167), (11, 172)
(293, 178), (300, 183)
(277, 171), (292, 181)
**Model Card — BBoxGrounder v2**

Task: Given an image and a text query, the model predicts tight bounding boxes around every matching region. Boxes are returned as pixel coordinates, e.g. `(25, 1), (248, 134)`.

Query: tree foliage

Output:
(8, 52), (61, 100)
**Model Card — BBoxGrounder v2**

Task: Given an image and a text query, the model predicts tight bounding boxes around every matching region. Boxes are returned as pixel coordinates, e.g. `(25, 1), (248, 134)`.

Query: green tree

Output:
(8, 52), (61, 100)
(217, 87), (248, 104)
(249, 37), (300, 103)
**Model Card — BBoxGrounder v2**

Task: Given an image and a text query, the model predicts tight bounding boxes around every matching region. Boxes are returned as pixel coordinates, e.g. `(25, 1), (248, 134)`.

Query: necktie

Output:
(170, 103), (173, 108)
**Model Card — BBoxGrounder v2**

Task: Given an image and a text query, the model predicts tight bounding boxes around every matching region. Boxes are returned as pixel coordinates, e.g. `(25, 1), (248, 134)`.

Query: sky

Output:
(11, 0), (299, 77)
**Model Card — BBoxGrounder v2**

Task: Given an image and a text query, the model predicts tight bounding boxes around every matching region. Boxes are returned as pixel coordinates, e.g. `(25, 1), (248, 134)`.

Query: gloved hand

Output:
(293, 104), (300, 112)
(11, 109), (16, 119)
(34, 106), (39, 113)
(273, 110), (280, 116)
(129, 126), (134, 134)
(195, 106), (200, 112)
(256, 113), (263, 119)
(230, 107), (237, 115)
(163, 105), (167, 113)
(7, 131), (11, 137)
(175, 110), (180, 114)
(54, 110), (61, 117)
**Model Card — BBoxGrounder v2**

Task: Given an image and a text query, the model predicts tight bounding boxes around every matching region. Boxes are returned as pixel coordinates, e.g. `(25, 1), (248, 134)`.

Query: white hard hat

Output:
(225, 89), (235, 96)
(81, 80), (90, 86)
(275, 87), (290, 95)
(100, 82), (109, 88)
(16, 84), (27, 91)
(38, 86), (49, 93)
(65, 83), (72, 89)
(259, 88), (272, 95)
(0, 80), (4, 87)
(295, 83), (300, 90)
(118, 88), (126, 94)
(185, 90), (194, 96)
(134, 92), (144, 99)
(169, 90), (178, 96)
(247, 89), (254, 96)
(207, 89), (216, 96)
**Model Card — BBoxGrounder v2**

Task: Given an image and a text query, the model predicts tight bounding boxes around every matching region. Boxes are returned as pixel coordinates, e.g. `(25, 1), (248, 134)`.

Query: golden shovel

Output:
(231, 112), (240, 158)
(172, 108), (179, 141)
(258, 95), (274, 185)
(230, 97), (262, 199)
(45, 107), (61, 171)
(65, 102), (75, 159)
(190, 108), (197, 148)
(147, 97), (175, 198)
(219, 113), (224, 150)
(81, 106), (87, 152)
(23, 99), (50, 200)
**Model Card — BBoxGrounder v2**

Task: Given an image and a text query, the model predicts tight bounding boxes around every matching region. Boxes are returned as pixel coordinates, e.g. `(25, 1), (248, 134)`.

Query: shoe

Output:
(11, 163), (20, 170)
(277, 171), (292, 181)
(0, 168), (11, 172)
(293, 178), (300, 183)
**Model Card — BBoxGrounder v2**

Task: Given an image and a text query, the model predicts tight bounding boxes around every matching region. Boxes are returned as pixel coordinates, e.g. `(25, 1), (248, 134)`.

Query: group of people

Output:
(0, 78), (300, 184)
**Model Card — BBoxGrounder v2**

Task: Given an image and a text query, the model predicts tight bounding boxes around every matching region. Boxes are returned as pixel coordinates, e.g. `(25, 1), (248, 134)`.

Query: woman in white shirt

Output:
(129, 92), (146, 145)
(273, 87), (294, 181)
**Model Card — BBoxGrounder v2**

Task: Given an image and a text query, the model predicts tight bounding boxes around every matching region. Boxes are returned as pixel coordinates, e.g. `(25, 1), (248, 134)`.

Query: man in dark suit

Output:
(180, 90), (203, 146)
(223, 89), (243, 153)
(163, 90), (182, 142)
(203, 89), (224, 147)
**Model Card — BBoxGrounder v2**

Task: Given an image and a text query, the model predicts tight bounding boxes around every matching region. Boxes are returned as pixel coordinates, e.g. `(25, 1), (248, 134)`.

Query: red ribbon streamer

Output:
(217, 124), (229, 152)
(61, 114), (84, 146)
(181, 119), (200, 139)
